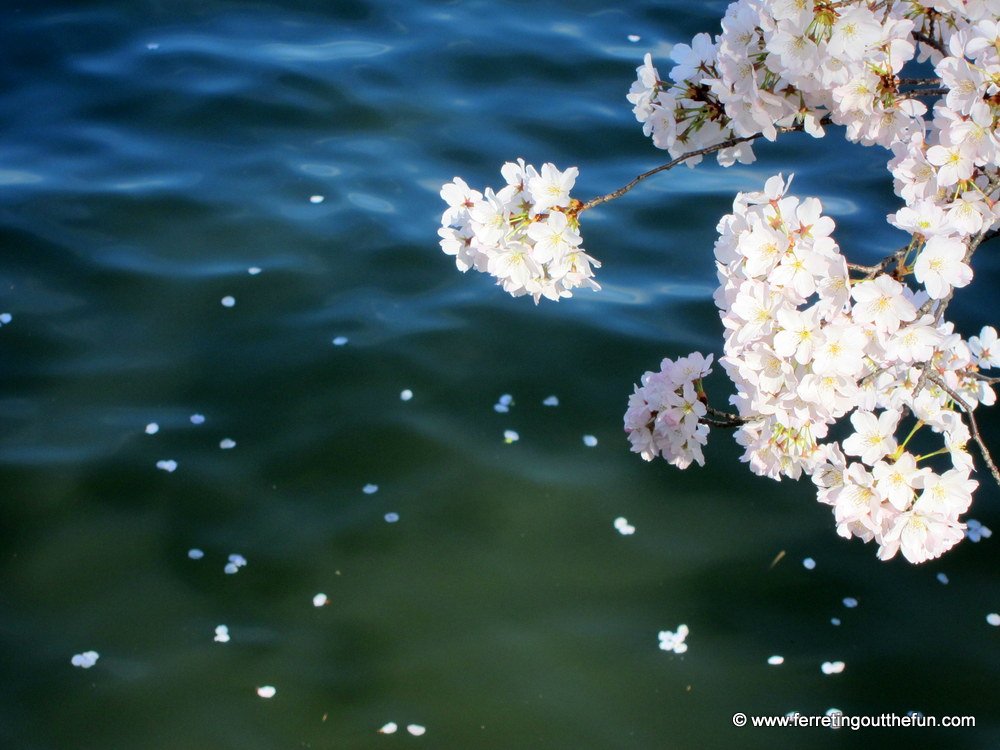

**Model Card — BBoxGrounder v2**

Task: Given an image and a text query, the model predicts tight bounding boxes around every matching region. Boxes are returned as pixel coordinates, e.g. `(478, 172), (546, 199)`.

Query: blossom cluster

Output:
(624, 352), (713, 469)
(438, 160), (600, 302)
(619, 1), (1000, 563)
(704, 174), (996, 563)
(628, 1), (1000, 246)
(437, 0), (1000, 564)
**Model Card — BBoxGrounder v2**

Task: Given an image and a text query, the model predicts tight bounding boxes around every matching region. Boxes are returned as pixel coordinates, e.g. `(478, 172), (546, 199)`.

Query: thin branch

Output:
(911, 360), (933, 399)
(913, 30), (947, 56)
(915, 171), (1000, 321)
(700, 404), (751, 429)
(847, 261), (887, 274)
(898, 77), (943, 87)
(927, 373), (1000, 488)
(969, 371), (1000, 385)
(847, 245), (907, 279)
(898, 88), (949, 100)
(699, 416), (747, 429)
(578, 121), (820, 213)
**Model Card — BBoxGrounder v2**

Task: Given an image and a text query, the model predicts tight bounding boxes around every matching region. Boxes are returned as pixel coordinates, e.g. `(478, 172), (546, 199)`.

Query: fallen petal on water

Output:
(71, 651), (99, 668)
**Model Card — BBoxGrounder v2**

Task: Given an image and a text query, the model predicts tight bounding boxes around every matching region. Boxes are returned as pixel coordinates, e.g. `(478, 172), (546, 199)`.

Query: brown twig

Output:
(898, 88), (949, 101)
(898, 77), (943, 87)
(578, 121), (824, 213)
(847, 245), (907, 279)
(969, 371), (1000, 385)
(913, 30), (947, 56)
(926, 373), (1000, 488)
(701, 404), (750, 429)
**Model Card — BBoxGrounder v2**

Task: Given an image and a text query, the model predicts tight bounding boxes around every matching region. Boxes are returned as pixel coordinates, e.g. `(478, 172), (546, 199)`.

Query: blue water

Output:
(2, 1), (1000, 748)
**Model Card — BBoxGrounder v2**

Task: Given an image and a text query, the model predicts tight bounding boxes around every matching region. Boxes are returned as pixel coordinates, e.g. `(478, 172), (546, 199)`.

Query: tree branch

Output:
(926, 373), (1000, 488)
(913, 30), (947, 56)
(578, 121), (822, 213)
(898, 77), (943, 87)
(701, 404), (751, 429)
(969, 371), (1000, 385)
(898, 88), (949, 100)
(847, 245), (907, 279)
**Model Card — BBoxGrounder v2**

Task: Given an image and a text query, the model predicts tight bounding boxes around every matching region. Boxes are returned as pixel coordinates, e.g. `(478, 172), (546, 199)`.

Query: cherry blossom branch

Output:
(577, 121), (821, 213)
(969, 371), (1000, 385)
(898, 77), (943, 86)
(847, 245), (907, 279)
(915, 172), (1000, 320)
(899, 87), (949, 100)
(913, 30), (947, 56)
(701, 404), (750, 429)
(926, 372), (1000, 488)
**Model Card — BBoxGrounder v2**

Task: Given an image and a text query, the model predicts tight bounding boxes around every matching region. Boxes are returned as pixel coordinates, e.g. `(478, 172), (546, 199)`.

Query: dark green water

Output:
(2, 1), (1000, 748)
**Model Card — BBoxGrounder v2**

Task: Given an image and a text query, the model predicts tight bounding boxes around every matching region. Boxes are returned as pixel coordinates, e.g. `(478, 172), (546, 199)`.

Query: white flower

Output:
(872, 452), (928, 511)
(880, 501), (965, 563)
(969, 326), (1000, 368)
(913, 236), (972, 300)
(842, 409), (900, 465)
(926, 142), (974, 187)
(850, 275), (917, 333)
(884, 317), (944, 363)
(526, 210), (581, 264)
(527, 163), (578, 212)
